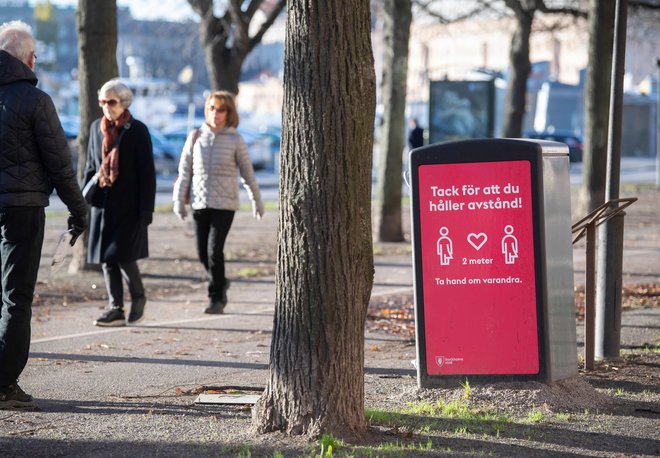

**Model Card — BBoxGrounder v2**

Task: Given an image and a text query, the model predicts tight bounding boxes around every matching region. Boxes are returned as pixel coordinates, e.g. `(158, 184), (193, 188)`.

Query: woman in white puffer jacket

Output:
(173, 91), (264, 314)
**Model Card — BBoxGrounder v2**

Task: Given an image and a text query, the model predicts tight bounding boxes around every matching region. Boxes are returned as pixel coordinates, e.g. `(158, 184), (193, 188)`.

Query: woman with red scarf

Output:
(82, 79), (156, 327)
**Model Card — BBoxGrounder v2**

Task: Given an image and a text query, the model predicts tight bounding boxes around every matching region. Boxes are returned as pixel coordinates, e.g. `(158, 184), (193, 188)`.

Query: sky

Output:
(31, 0), (197, 22)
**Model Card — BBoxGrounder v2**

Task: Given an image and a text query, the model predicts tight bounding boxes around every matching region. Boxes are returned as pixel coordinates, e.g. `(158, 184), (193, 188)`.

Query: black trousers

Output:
(192, 209), (235, 301)
(102, 261), (145, 309)
(0, 207), (44, 386)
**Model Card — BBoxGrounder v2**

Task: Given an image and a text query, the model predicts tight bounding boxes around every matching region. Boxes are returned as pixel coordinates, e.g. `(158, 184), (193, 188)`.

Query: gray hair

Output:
(98, 79), (134, 109)
(0, 20), (35, 64)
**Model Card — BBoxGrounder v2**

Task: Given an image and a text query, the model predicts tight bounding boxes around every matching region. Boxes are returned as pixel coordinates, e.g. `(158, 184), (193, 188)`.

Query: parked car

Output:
(523, 130), (583, 163)
(161, 121), (275, 171)
(59, 115), (81, 171)
(149, 128), (179, 176)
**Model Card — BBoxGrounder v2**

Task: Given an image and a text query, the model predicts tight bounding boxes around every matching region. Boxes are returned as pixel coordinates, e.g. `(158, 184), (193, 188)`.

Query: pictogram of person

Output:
(436, 227), (453, 266)
(501, 225), (519, 264)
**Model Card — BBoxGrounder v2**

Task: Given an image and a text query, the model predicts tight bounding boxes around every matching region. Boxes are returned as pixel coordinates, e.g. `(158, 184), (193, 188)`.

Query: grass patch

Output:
(367, 398), (512, 438)
(235, 267), (273, 278)
(525, 409), (544, 424)
(460, 378), (472, 400)
(45, 209), (70, 218)
(640, 344), (660, 354)
(239, 200), (279, 211)
(318, 433), (341, 457)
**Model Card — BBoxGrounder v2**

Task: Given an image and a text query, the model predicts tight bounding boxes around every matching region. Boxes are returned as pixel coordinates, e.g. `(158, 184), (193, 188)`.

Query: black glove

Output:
(67, 213), (88, 246)
(139, 212), (153, 226)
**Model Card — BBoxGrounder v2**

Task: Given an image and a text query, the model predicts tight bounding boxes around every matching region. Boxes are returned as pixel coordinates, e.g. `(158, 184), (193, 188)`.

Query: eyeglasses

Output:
(208, 105), (227, 113)
(99, 99), (120, 107)
(33, 53), (37, 61)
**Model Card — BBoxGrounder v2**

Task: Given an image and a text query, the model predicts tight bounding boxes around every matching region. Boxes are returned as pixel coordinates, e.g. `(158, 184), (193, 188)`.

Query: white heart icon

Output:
(467, 233), (488, 251)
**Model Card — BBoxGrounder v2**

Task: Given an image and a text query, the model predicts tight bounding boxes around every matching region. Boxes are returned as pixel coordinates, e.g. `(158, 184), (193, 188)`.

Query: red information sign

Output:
(417, 160), (538, 375)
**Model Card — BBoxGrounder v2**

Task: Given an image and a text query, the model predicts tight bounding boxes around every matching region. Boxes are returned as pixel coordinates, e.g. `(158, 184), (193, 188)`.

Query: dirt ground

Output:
(4, 185), (659, 457)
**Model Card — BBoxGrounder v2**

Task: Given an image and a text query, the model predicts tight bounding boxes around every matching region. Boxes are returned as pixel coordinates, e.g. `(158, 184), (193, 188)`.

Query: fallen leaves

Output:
(575, 283), (660, 320)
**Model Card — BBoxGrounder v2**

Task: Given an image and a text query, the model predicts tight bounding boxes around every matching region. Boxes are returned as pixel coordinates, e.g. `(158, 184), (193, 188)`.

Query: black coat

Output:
(0, 51), (87, 215)
(408, 126), (424, 150)
(83, 117), (156, 264)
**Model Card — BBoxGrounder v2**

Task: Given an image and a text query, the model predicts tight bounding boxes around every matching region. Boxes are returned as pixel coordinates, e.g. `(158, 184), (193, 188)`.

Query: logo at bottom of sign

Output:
(435, 356), (464, 367)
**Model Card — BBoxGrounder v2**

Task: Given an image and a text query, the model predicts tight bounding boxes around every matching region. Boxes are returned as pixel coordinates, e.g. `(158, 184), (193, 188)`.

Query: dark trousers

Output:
(193, 209), (235, 301)
(102, 261), (145, 309)
(0, 207), (45, 386)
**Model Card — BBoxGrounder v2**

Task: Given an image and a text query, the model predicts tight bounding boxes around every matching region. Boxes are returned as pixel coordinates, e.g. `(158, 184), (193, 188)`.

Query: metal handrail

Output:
(571, 197), (637, 371)
(572, 197), (637, 245)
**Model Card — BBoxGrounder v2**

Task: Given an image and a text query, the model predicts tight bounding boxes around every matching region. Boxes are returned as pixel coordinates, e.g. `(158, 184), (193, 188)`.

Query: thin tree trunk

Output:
(502, 8), (533, 138)
(190, 0), (286, 94)
(253, 0), (376, 440)
(200, 22), (242, 93)
(71, 0), (118, 272)
(577, 0), (615, 216)
(377, 0), (411, 242)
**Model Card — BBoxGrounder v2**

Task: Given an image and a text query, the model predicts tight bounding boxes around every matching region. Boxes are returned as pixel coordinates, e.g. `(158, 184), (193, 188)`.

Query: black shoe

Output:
(128, 297), (146, 324)
(221, 279), (231, 304)
(204, 301), (224, 315)
(0, 383), (37, 410)
(93, 307), (126, 327)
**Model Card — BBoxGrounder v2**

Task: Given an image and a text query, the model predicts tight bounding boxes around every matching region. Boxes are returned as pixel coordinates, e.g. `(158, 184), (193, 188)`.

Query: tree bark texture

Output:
(577, 0), (615, 216)
(189, 0), (287, 94)
(73, 0), (117, 272)
(502, 4), (534, 138)
(76, 0), (117, 178)
(253, 0), (376, 440)
(377, 0), (411, 242)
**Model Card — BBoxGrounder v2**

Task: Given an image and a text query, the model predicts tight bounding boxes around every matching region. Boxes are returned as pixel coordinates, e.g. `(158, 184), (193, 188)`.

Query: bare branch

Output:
(538, 3), (587, 19)
(246, 0), (265, 18)
(248, 0), (287, 53)
(629, 0), (660, 8)
(414, 0), (496, 23)
(187, 0), (212, 17)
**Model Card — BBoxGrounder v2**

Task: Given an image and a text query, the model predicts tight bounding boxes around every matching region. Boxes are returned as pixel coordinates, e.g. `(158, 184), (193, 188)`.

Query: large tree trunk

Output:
(502, 6), (534, 138)
(253, 0), (376, 440)
(71, 0), (118, 272)
(576, 0), (616, 217)
(377, 0), (411, 242)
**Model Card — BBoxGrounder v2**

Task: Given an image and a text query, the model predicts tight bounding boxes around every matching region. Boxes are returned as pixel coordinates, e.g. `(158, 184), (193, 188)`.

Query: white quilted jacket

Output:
(173, 124), (262, 211)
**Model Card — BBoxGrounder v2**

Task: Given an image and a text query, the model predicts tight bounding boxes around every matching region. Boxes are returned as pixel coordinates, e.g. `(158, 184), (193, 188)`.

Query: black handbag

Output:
(82, 173), (99, 204)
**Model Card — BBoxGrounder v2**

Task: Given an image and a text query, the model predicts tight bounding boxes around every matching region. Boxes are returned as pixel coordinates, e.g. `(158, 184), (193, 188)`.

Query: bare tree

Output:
(187, 0), (286, 94)
(416, 1), (585, 138)
(253, 0), (376, 439)
(501, 0), (586, 137)
(501, 0), (535, 137)
(577, 0), (660, 215)
(576, 0), (615, 216)
(377, 0), (412, 242)
(71, 0), (118, 272)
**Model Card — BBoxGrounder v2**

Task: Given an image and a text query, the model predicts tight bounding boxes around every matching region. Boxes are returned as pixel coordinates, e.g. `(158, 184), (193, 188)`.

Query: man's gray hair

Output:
(99, 79), (134, 109)
(0, 20), (35, 64)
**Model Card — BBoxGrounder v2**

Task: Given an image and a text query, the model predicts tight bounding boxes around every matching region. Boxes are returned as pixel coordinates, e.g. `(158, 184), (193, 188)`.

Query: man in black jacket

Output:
(0, 20), (88, 409)
(408, 118), (424, 150)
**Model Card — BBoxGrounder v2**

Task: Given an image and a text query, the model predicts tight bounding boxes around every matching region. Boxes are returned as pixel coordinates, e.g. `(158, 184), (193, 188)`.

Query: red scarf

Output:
(99, 110), (131, 187)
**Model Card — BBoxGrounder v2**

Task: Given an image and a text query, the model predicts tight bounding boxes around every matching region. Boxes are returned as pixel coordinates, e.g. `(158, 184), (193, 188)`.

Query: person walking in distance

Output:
(0, 21), (88, 409)
(408, 118), (424, 150)
(173, 91), (264, 314)
(83, 79), (156, 327)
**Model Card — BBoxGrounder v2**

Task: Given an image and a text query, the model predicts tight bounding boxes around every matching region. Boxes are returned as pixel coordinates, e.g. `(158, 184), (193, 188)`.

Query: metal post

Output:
(596, 0), (627, 361)
(585, 223), (596, 371)
(656, 58), (659, 189)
